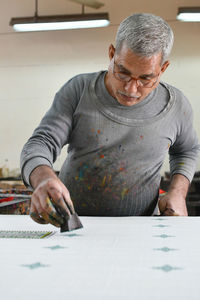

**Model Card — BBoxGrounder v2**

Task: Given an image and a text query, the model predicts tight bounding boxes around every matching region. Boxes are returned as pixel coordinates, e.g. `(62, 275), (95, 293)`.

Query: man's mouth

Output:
(117, 90), (140, 100)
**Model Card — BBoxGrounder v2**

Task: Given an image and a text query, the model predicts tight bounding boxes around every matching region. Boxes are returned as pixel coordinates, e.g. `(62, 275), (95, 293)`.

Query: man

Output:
(20, 13), (199, 226)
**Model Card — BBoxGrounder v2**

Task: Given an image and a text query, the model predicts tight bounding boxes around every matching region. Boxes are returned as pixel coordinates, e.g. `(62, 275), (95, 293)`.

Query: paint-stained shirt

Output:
(20, 71), (199, 216)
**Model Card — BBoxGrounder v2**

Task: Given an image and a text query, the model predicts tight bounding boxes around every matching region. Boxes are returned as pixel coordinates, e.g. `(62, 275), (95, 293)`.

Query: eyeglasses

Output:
(112, 58), (161, 88)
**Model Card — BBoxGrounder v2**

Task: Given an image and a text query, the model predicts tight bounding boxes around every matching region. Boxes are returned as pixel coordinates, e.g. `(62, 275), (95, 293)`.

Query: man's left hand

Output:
(158, 192), (188, 216)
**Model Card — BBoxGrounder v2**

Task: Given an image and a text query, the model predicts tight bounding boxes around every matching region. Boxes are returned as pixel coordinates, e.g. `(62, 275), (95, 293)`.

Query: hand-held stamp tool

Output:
(51, 196), (83, 232)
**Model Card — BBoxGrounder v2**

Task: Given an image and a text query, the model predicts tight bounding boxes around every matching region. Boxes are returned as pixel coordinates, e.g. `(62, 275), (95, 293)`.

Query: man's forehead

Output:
(114, 53), (161, 77)
(115, 44), (162, 66)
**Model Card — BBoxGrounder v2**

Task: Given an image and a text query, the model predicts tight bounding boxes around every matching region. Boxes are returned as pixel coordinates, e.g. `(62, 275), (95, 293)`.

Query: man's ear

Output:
(108, 44), (115, 60)
(161, 61), (170, 74)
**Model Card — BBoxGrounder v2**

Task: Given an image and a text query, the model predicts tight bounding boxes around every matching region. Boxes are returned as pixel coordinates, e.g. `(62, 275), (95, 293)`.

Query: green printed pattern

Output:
(153, 247), (178, 252)
(44, 245), (66, 250)
(153, 224), (169, 228)
(153, 264), (182, 272)
(152, 218), (182, 272)
(154, 234), (175, 239)
(0, 230), (53, 239)
(22, 262), (49, 269)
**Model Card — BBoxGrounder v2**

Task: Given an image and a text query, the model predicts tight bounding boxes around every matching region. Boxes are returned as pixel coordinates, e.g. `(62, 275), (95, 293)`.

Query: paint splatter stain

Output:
(118, 167), (125, 172)
(97, 129), (101, 134)
(118, 145), (125, 153)
(121, 188), (129, 199)
(101, 175), (107, 187)
(77, 164), (89, 180)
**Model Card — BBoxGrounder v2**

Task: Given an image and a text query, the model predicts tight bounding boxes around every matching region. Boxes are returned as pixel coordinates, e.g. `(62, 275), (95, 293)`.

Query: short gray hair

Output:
(115, 13), (174, 64)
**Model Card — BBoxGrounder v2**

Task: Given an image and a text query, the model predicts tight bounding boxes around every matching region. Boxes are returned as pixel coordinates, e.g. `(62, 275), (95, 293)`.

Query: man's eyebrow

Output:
(116, 63), (156, 78)
(140, 73), (155, 78)
(116, 63), (131, 73)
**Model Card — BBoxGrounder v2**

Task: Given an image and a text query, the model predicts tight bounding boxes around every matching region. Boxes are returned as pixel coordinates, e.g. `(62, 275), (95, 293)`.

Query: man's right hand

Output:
(29, 165), (75, 227)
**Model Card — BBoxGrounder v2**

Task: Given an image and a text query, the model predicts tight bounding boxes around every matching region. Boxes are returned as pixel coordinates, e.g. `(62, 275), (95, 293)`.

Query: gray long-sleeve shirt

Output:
(20, 71), (199, 216)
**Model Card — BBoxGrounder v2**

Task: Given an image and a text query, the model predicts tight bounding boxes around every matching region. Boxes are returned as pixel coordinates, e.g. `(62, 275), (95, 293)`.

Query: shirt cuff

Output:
(22, 157), (52, 187)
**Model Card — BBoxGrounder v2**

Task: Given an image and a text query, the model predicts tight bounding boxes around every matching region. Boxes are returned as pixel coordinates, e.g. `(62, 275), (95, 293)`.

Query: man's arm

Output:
(158, 174), (189, 216)
(29, 165), (74, 226)
(20, 77), (82, 225)
(20, 91), (74, 226)
(159, 90), (200, 216)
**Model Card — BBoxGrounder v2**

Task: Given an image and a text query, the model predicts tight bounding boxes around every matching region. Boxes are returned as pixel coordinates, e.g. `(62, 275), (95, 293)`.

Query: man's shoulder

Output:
(56, 71), (103, 97)
(161, 81), (187, 99)
(54, 71), (104, 108)
(161, 81), (191, 105)
(161, 81), (193, 116)
(64, 71), (102, 87)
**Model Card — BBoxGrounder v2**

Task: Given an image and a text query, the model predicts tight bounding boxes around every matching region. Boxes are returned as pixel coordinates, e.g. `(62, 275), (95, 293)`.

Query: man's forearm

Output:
(168, 173), (190, 199)
(30, 165), (57, 189)
(158, 173), (190, 216)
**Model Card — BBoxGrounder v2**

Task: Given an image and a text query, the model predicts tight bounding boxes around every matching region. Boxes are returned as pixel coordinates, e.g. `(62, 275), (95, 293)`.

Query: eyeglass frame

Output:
(112, 57), (161, 88)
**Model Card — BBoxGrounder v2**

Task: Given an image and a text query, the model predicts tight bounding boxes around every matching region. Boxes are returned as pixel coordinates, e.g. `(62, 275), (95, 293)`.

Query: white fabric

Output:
(0, 215), (200, 300)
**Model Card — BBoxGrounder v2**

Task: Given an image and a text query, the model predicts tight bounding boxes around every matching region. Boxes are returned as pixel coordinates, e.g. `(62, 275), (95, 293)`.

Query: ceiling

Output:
(1, 0), (200, 34)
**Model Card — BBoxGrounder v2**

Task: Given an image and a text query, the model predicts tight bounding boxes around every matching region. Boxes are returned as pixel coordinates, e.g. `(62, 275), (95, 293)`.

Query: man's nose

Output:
(124, 79), (139, 94)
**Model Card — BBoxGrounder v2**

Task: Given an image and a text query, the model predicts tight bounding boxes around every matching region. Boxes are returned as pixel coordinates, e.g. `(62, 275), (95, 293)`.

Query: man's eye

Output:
(140, 76), (151, 80)
(140, 78), (151, 83)
(118, 72), (130, 80)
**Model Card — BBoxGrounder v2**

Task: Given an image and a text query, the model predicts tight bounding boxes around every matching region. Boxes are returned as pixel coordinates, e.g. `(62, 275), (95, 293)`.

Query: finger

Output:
(158, 197), (167, 213)
(40, 211), (61, 227)
(30, 203), (48, 224)
(161, 208), (179, 216)
(53, 196), (74, 219)
(48, 187), (73, 215)
(30, 211), (49, 224)
(43, 196), (65, 226)
(63, 193), (75, 214)
(31, 193), (64, 227)
(61, 186), (75, 214)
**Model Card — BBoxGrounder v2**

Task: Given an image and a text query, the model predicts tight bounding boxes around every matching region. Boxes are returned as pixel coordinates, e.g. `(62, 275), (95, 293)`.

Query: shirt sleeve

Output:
(20, 76), (82, 187)
(169, 92), (200, 182)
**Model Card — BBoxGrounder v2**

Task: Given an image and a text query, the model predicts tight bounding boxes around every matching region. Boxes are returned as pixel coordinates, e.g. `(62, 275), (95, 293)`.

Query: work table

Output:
(0, 215), (200, 300)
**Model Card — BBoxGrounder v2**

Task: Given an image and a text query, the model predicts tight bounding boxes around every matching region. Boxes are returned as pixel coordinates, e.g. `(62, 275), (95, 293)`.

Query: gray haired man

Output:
(21, 13), (199, 226)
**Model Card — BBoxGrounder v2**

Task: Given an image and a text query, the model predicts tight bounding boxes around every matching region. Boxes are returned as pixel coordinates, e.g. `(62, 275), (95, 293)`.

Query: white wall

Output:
(0, 0), (200, 174)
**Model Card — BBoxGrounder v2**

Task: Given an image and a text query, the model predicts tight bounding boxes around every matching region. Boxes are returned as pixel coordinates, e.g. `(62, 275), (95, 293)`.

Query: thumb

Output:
(158, 196), (167, 213)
